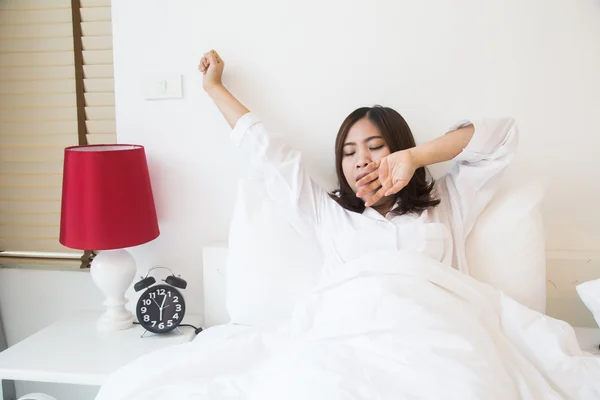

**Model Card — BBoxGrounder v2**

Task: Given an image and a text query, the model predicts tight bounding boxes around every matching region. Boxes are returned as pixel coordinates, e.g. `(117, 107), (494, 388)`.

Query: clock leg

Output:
(176, 327), (184, 335)
(140, 330), (149, 338)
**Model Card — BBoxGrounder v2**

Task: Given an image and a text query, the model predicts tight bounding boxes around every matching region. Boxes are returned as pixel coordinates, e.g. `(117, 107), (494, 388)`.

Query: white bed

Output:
(94, 247), (600, 400)
(201, 245), (600, 352)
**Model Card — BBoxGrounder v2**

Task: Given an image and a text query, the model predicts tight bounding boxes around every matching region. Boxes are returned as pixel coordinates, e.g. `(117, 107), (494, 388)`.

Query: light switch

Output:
(144, 75), (183, 100)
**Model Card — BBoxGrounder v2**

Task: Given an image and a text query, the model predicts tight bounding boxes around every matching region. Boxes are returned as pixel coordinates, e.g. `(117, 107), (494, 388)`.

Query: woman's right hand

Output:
(198, 49), (224, 91)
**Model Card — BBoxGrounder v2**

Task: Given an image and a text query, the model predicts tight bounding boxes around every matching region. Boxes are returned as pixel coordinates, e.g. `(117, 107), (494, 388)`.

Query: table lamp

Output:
(60, 144), (160, 331)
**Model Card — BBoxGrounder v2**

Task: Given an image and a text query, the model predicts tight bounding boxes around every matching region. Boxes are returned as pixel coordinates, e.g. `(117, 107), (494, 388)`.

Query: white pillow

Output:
(465, 182), (547, 313)
(225, 179), (323, 326)
(576, 279), (600, 328)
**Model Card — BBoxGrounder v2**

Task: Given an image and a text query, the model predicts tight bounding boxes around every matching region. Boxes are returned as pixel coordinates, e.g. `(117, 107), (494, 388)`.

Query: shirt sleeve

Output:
(231, 112), (328, 234)
(442, 117), (519, 237)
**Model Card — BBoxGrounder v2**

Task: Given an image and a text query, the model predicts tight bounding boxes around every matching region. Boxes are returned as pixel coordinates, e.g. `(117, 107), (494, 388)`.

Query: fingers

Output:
(211, 49), (222, 63)
(198, 57), (207, 73)
(356, 178), (380, 198)
(356, 170), (379, 188)
(361, 178), (407, 207)
(198, 50), (222, 73)
(365, 160), (380, 173)
(206, 49), (222, 65)
(361, 184), (382, 207)
(198, 55), (208, 72)
(206, 51), (216, 64)
(384, 180), (407, 197)
(356, 160), (381, 189)
(365, 186), (388, 208)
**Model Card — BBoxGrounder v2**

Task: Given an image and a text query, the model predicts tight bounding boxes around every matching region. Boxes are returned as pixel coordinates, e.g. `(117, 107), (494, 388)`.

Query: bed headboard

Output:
(202, 245), (230, 327)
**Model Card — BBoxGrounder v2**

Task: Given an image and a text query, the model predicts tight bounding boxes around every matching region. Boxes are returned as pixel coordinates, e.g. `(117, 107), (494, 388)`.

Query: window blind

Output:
(0, 0), (116, 268)
(80, 0), (116, 145)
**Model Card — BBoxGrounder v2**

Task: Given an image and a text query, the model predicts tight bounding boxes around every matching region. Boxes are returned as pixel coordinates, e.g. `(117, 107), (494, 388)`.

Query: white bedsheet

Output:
(96, 251), (600, 400)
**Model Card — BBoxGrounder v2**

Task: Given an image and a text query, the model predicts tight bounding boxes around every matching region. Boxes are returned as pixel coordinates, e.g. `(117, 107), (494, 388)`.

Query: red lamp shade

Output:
(60, 144), (160, 250)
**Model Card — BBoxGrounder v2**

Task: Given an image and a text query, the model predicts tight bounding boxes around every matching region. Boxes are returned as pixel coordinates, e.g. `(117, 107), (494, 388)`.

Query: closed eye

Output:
(344, 145), (383, 157)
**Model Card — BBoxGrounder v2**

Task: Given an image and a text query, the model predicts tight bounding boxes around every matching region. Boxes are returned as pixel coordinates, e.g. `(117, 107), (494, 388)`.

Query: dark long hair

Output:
(331, 105), (440, 215)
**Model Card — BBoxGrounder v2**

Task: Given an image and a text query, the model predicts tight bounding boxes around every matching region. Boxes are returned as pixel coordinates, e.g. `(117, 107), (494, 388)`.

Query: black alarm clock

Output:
(134, 266), (187, 335)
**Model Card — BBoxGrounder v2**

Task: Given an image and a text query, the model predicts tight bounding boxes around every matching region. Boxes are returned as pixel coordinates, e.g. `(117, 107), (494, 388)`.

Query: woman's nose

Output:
(356, 160), (370, 169)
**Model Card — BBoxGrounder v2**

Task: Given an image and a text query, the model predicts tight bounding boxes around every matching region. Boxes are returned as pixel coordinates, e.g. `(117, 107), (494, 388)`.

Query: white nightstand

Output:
(0, 310), (202, 399)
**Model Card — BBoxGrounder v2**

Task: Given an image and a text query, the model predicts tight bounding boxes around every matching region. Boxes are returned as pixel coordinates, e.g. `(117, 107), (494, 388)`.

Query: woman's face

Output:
(341, 117), (391, 206)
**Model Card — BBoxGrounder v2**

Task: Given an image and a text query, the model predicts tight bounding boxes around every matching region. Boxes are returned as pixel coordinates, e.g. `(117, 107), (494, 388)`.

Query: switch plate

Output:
(144, 75), (183, 100)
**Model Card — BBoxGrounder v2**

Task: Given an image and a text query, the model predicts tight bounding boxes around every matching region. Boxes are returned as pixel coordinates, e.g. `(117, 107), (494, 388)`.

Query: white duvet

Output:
(96, 251), (600, 400)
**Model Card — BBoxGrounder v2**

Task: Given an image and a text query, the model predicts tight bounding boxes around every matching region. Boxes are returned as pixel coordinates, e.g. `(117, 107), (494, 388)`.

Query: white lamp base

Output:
(90, 249), (137, 331)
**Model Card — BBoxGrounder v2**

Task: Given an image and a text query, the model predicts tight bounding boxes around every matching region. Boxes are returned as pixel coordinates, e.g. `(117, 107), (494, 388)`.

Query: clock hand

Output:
(152, 298), (161, 309)
(159, 294), (167, 322)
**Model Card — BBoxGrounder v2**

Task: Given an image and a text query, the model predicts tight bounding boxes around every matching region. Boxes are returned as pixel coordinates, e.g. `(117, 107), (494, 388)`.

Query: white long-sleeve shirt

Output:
(231, 113), (518, 274)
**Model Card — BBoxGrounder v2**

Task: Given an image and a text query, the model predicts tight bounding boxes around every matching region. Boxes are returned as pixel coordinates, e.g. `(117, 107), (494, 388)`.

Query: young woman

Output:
(199, 49), (518, 274)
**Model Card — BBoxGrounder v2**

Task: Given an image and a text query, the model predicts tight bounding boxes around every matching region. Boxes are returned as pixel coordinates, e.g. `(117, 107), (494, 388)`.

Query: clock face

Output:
(136, 284), (186, 334)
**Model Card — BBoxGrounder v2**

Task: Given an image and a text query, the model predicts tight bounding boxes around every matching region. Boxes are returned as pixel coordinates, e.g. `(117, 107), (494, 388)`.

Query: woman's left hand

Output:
(198, 49), (224, 92)
(356, 150), (418, 207)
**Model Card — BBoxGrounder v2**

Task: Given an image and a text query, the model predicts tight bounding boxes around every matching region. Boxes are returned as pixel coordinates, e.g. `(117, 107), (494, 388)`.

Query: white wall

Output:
(110, 0), (600, 309)
(1, 1), (599, 398)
